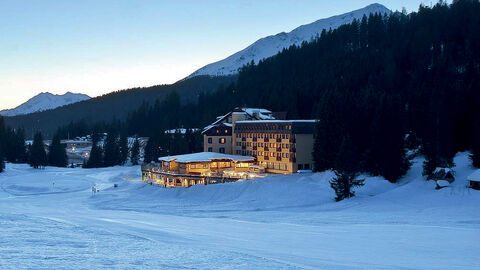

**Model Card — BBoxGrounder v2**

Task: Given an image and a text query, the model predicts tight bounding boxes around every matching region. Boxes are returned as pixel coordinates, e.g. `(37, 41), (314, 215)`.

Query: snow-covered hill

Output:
(187, 3), (391, 78)
(0, 92), (90, 117)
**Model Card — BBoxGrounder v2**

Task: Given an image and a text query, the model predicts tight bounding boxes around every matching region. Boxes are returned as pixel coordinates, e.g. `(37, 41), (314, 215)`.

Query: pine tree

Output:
(48, 132), (68, 167)
(118, 133), (129, 165)
(143, 137), (160, 164)
(103, 131), (120, 167)
(366, 97), (410, 182)
(0, 117), (5, 172)
(313, 90), (342, 171)
(6, 128), (27, 163)
(422, 90), (455, 176)
(470, 118), (480, 168)
(86, 143), (103, 168)
(29, 132), (48, 169)
(130, 138), (140, 165)
(471, 141), (480, 168)
(0, 144), (5, 173)
(0, 155), (4, 173)
(330, 136), (364, 201)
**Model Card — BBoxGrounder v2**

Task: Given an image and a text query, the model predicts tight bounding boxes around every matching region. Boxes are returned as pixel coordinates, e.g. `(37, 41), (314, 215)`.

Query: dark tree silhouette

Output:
(48, 132), (68, 167)
(29, 132), (48, 169)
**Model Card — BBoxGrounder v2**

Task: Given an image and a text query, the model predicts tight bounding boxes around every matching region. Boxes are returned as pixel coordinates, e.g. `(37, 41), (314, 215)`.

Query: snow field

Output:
(0, 152), (478, 269)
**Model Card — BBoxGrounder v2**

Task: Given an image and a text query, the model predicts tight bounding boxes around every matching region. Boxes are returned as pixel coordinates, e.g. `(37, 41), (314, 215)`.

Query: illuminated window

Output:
(219, 138), (226, 144)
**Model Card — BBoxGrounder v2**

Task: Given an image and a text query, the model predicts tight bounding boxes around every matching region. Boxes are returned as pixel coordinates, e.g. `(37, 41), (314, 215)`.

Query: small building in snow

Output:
(467, 170), (480, 190)
(427, 167), (455, 183)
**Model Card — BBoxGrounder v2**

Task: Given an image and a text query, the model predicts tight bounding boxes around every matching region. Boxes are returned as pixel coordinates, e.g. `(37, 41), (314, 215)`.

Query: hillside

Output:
(0, 92), (90, 117)
(4, 75), (235, 138)
(187, 3), (391, 78)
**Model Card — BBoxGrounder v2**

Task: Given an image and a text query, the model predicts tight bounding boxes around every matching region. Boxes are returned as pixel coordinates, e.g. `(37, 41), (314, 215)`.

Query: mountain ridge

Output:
(187, 3), (391, 78)
(0, 92), (91, 117)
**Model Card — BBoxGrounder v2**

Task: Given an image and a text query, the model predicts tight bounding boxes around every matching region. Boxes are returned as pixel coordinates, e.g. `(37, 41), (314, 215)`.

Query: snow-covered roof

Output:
(164, 128), (200, 134)
(236, 120), (317, 124)
(202, 108), (275, 134)
(159, 152), (255, 163)
(241, 108), (274, 120)
(61, 140), (92, 144)
(433, 167), (453, 174)
(436, 180), (450, 187)
(468, 170), (480, 182)
(202, 122), (232, 134)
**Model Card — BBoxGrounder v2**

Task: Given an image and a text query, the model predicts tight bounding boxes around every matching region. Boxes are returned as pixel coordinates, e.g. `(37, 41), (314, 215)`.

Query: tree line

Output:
(84, 131), (139, 168)
(0, 116), (68, 170)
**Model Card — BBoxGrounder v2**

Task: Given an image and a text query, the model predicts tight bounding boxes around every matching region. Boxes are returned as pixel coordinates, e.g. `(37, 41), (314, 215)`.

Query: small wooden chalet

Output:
(467, 170), (480, 190)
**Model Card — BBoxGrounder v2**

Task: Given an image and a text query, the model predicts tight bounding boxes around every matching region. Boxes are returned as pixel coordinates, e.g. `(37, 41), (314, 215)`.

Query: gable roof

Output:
(202, 107), (274, 134)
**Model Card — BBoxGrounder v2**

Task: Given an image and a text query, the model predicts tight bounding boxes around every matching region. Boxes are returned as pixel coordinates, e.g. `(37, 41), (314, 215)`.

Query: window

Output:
(224, 129), (228, 134)
(304, 164), (310, 170)
(208, 138), (212, 144)
(219, 147), (225, 153)
(298, 164), (303, 170)
(219, 138), (226, 144)
(208, 147), (212, 152)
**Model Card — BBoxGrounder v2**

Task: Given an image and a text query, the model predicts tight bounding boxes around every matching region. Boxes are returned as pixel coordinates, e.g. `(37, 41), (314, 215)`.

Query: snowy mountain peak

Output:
(0, 92), (91, 117)
(187, 3), (391, 78)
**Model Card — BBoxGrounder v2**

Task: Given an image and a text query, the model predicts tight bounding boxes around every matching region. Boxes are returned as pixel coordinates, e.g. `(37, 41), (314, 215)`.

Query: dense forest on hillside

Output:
(4, 75), (235, 138)
(4, 1), (480, 181)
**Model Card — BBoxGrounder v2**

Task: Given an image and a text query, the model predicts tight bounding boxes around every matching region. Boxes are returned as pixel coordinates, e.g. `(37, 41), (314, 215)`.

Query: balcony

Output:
(253, 146), (257, 150)
(242, 138), (246, 142)
(276, 138), (281, 143)
(291, 148), (296, 153)
(290, 138), (296, 143)
(264, 147), (269, 151)
(276, 157), (282, 161)
(264, 138), (269, 142)
(276, 148), (282, 152)
(253, 137), (257, 142)
(264, 156), (269, 160)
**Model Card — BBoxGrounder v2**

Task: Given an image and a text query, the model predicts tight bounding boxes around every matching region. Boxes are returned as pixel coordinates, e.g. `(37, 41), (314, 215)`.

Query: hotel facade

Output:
(203, 108), (316, 174)
(141, 107), (316, 187)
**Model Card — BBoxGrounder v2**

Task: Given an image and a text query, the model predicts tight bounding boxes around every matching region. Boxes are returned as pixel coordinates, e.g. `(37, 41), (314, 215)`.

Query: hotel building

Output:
(202, 108), (316, 174)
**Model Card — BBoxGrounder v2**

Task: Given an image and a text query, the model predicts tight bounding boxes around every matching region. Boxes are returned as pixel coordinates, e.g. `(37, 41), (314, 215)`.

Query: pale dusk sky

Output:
(1, 0), (437, 110)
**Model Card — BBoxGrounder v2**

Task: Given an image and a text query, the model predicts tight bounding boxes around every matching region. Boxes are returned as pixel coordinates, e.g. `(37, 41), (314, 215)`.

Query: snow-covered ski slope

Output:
(0, 152), (478, 269)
